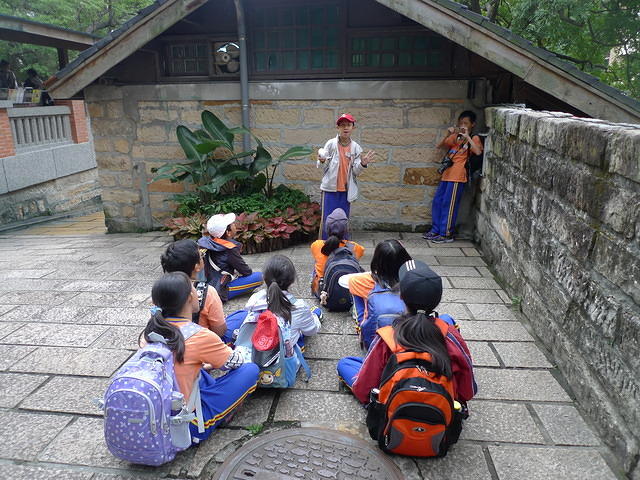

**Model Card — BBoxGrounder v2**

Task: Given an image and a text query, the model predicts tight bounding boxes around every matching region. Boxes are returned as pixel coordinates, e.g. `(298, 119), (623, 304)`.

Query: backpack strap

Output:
(295, 344), (312, 381)
(207, 254), (238, 280)
(179, 323), (206, 433)
(192, 281), (209, 324)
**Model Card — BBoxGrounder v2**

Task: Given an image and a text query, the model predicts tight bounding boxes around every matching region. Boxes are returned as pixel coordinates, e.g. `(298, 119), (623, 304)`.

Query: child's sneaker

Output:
(312, 307), (323, 322)
(431, 235), (454, 244)
(422, 231), (438, 240)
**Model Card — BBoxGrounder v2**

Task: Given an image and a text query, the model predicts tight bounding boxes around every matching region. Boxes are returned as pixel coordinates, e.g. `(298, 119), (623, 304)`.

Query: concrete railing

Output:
(8, 106), (73, 152)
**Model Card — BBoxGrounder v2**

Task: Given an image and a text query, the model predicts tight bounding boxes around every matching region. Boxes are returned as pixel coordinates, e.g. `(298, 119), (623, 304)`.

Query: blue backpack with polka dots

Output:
(100, 323), (205, 466)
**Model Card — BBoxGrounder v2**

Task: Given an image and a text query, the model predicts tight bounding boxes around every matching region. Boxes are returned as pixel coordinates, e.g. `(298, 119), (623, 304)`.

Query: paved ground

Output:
(0, 214), (626, 479)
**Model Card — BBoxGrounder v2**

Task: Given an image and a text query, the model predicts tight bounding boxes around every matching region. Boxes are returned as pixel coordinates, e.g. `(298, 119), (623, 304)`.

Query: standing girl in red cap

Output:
(317, 113), (376, 239)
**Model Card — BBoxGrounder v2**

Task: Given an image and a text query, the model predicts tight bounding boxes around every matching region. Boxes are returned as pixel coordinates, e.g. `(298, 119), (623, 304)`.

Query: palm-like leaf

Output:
(202, 111), (233, 149)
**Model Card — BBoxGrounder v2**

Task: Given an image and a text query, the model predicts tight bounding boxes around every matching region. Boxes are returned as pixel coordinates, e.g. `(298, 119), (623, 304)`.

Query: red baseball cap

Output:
(336, 113), (356, 125)
(252, 311), (280, 351)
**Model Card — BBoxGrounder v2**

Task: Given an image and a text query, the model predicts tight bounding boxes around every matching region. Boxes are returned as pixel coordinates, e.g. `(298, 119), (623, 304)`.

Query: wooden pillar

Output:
(57, 48), (69, 69)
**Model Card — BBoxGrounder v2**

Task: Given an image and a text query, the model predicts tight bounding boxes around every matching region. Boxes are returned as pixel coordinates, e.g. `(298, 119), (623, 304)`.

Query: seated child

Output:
(228, 255), (322, 349)
(309, 207), (365, 297)
(161, 239), (226, 338)
(347, 239), (411, 349)
(337, 259), (476, 405)
(198, 213), (263, 302)
(142, 272), (259, 444)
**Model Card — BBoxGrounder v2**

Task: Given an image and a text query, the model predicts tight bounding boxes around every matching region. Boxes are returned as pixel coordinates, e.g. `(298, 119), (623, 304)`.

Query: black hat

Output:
(398, 259), (443, 312)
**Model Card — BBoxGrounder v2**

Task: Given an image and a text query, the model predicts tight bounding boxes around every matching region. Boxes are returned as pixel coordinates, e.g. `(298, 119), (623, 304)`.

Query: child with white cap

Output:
(197, 213), (262, 303)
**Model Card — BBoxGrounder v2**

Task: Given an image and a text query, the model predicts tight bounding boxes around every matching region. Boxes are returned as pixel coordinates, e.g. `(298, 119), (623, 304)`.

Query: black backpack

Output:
(191, 281), (209, 324)
(320, 245), (363, 311)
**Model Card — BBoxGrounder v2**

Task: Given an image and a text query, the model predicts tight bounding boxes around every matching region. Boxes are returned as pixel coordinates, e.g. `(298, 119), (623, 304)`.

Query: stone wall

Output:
(0, 101), (101, 226)
(84, 80), (484, 232)
(477, 107), (640, 476)
(0, 169), (101, 225)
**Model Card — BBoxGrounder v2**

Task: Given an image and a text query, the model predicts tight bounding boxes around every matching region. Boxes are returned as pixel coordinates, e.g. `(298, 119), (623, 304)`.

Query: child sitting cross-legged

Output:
(142, 272), (259, 444)
(347, 239), (411, 350)
(161, 239), (226, 339)
(198, 213), (263, 303)
(309, 207), (365, 298)
(228, 254), (322, 350)
(337, 259), (477, 406)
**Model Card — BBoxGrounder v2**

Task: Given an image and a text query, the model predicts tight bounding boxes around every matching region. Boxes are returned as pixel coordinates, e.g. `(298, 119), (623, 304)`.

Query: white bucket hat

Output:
(206, 213), (236, 238)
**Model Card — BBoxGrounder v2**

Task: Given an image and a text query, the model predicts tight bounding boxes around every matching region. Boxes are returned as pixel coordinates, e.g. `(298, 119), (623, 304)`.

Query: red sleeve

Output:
(351, 336), (392, 404)
(472, 135), (483, 154)
(444, 326), (477, 402)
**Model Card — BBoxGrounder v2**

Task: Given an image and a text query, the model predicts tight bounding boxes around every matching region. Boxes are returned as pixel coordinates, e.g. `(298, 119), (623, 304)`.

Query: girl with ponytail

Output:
(242, 254), (322, 349)
(142, 272), (259, 444)
(337, 260), (477, 406)
(310, 208), (365, 296)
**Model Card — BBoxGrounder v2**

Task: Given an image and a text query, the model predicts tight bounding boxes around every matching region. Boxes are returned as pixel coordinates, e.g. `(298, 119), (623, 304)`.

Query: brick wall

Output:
(56, 99), (90, 143)
(0, 109), (15, 158)
(477, 107), (640, 475)
(86, 81), (482, 232)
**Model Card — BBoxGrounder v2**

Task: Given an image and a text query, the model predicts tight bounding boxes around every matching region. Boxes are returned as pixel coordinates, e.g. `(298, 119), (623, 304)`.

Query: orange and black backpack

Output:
(365, 324), (463, 457)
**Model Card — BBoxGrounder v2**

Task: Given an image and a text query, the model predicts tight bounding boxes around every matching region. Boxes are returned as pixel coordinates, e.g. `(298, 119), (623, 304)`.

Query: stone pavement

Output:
(0, 221), (627, 479)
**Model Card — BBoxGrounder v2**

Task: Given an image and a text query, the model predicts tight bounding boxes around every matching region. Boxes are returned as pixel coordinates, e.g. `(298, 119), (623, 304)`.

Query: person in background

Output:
(424, 110), (483, 243)
(23, 68), (44, 89)
(0, 60), (17, 89)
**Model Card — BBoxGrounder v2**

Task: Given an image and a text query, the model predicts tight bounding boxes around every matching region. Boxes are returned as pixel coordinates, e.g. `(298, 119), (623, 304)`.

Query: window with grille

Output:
(349, 33), (447, 71)
(166, 43), (209, 76)
(249, 3), (341, 74)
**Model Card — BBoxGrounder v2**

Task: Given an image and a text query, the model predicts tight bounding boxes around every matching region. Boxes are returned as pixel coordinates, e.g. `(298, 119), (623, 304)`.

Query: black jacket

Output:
(197, 236), (252, 301)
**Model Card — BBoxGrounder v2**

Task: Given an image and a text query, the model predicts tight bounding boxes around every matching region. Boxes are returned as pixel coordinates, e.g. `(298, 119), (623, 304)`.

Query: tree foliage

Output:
(459, 0), (640, 99)
(0, 0), (153, 83)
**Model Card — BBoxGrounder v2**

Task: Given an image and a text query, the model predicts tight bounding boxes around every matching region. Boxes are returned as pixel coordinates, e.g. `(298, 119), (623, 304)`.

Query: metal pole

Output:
(234, 0), (250, 153)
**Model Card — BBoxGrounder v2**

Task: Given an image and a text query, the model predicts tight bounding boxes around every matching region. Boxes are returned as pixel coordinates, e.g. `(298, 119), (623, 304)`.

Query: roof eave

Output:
(47, 0), (208, 99)
(376, 0), (640, 123)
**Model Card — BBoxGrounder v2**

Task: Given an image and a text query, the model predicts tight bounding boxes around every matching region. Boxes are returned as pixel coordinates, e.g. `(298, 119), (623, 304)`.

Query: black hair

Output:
(0, 60), (9, 67)
(458, 110), (477, 124)
(370, 239), (412, 288)
(393, 312), (452, 378)
(321, 234), (342, 256)
(263, 254), (295, 322)
(161, 239), (200, 277)
(142, 271), (193, 362)
(26, 68), (38, 77)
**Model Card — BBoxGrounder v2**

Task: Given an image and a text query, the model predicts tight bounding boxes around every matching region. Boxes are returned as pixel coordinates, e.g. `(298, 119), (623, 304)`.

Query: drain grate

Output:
(212, 427), (404, 480)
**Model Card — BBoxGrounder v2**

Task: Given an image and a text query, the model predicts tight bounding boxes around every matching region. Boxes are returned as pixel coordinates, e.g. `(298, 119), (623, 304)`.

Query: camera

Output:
(438, 157), (453, 174)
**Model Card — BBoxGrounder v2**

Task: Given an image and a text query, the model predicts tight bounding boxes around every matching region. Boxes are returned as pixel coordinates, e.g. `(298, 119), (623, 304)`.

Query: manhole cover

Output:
(212, 427), (404, 480)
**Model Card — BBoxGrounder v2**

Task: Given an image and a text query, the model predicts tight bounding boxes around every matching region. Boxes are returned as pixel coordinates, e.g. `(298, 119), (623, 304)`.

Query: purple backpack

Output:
(99, 323), (205, 466)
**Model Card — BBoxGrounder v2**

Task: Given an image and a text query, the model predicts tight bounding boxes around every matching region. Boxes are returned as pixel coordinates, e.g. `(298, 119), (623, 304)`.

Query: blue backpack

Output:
(99, 323), (205, 466)
(320, 245), (363, 311)
(234, 310), (310, 388)
(359, 284), (406, 350)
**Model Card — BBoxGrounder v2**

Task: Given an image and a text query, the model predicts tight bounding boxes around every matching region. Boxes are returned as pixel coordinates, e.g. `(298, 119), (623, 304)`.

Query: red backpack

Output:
(365, 322), (463, 457)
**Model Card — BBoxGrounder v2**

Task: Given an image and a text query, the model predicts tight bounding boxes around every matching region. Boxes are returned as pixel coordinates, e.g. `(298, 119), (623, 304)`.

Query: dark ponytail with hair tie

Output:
(140, 271), (193, 363)
(263, 255), (296, 322)
(393, 311), (452, 378)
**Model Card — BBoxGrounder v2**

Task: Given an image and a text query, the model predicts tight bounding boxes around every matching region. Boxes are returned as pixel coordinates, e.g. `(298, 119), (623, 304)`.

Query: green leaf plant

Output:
(151, 110), (313, 206)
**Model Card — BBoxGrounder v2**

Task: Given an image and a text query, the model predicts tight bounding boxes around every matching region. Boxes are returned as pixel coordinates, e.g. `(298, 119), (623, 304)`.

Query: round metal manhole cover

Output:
(212, 427), (404, 480)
